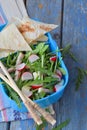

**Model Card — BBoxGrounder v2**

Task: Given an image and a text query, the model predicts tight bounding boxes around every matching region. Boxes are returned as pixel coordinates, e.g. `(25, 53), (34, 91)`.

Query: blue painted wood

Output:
(26, 0), (62, 45)
(59, 0), (87, 130)
(2, 0), (87, 130)
(10, 119), (52, 130)
(0, 122), (9, 130)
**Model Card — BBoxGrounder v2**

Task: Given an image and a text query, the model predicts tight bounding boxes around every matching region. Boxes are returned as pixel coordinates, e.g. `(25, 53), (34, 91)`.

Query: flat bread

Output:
(0, 50), (14, 58)
(36, 35), (48, 42)
(0, 24), (31, 51)
(15, 17), (58, 44)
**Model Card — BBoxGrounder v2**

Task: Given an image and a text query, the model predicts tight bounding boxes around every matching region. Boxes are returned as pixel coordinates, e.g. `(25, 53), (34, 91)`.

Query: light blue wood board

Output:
(59, 0), (87, 130)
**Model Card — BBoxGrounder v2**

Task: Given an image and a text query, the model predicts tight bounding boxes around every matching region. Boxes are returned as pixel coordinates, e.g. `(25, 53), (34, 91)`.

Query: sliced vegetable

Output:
(32, 84), (42, 89)
(54, 79), (64, 92)
(50, 56), (57, 62)
(8, 67), (15, 73)
(16, 63), (26, 71)
(22, 86), (32, 98)
(28, 54), (39, 63)
(15, 52), (24, 81)
(33, 72), (40, 80)
(56, 69), (62, 78)
(52, 74), (61, 81)
(21, 72), (33, 81)
(38, 88), (52, 93)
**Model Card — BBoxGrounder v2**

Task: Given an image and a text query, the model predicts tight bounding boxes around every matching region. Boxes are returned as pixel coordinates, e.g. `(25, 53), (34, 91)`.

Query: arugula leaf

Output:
(32, 43), (49, 55)
(58, 67), (66, 75)
(36, 117), (47, 130)
(4, 84), (21, 108)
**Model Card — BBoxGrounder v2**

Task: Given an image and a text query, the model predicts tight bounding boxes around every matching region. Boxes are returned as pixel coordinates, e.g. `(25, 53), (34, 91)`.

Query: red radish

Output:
(33, 72), (38, 80)
(32, 84), (42, 89)
(52, 74), (61, 81)
(22, 86), (32, 98)
(28, 54), (39, 63)
(38, 88), (51, 93)
(50, 56), (57, 62)
(54, 79), (64, 92)
(33, 71), (40, 80)
(16, 63), (26, 71)
(56, 69), (62, 78)
(21, 72), (33, 81)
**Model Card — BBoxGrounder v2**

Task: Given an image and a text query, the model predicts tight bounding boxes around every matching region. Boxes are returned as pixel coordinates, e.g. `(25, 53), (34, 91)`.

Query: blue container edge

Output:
(0, 32), (69, 112)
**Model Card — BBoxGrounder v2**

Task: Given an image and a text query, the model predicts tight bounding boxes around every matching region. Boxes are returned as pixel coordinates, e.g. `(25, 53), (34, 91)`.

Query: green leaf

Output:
(52, 119), (70, 130)
(75, 67), (87, 91)
(39, 91), (46, 99)
(61, 44), (72, 58)
(58, 67), (66, 75)
(5, 84), (21, 108)
(36, 117), (47, 130)
(69, 52), (78, 62)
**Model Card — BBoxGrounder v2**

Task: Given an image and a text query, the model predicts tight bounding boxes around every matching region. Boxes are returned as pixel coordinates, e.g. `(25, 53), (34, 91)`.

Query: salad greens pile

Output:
(1, 42), (66, 106)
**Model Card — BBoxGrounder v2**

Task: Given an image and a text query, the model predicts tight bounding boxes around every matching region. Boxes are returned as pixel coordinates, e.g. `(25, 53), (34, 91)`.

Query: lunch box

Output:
(0, 32), (69, 112)
(0, 5), (8, 31)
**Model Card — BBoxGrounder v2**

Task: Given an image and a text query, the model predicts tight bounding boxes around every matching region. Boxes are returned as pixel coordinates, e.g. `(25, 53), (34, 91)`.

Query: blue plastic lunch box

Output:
(0, 30), (69, 112)
(0, 5), (7, 31)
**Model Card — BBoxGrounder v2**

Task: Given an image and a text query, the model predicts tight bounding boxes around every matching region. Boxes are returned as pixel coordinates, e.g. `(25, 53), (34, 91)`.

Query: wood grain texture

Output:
(10, 119), (53, 130)
(0, 122), (9, 130)
(26, 0), (62, 45)
(15, 0), (28, 17)
(0, 0), (22, 21)
(60, 0), (87, 130)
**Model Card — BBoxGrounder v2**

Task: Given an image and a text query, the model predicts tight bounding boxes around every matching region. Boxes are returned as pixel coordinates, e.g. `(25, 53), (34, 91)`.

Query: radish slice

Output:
(33, 71), (40, 80)
(21, 72), (33, 81)
(16, 63), (26, 71)
(22, 86), (32, 98)
(50, 56), (57, 62)
(38, 88), (51, 93)
(54, 79), (64, 92)
(52, 74), (61, 81)
(32, 84), (42, 89)
(33, 72), (38, 80)
(29, 54), (39, 63)
(56, 69), (62, 78)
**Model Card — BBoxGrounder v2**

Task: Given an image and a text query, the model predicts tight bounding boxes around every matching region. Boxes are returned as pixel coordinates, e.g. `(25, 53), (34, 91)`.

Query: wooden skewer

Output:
(0, 61), (56, 126)
(24, 95), (56, 126)
(0, 61), (42, 125)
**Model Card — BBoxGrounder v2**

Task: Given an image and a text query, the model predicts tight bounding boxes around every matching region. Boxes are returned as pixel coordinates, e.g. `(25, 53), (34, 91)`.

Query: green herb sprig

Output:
(75, 67), (87, 91)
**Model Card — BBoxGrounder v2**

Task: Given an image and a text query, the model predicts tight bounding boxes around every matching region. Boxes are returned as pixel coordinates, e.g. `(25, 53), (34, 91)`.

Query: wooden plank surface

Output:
(26, 0), (62, 46)
(60, 0), (87, 130)
(1, 0), (87, 130)
(0, 0), (22, 21)
(0, 122), (9, 130)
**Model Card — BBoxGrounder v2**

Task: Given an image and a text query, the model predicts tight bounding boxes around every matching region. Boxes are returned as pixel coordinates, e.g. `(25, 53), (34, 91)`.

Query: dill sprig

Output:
(61, 44), (78, 62)
(75, 67), (87, 91)
(61, 44), (87, 90)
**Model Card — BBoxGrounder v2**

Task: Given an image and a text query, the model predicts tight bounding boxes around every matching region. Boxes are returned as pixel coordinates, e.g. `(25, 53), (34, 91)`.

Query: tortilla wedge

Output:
(0, 24), (31, 51)
(15, 17), (58, 44)
(0, 50), (14, 59)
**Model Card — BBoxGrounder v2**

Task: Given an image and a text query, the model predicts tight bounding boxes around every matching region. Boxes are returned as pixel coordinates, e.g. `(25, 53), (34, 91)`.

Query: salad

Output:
(1, 41), (66, 106)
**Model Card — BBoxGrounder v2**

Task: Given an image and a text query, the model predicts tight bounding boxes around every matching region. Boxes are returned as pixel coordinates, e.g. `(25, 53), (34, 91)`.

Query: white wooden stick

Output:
(0, 61), (42, 125)
(0, 61), (56, 126)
